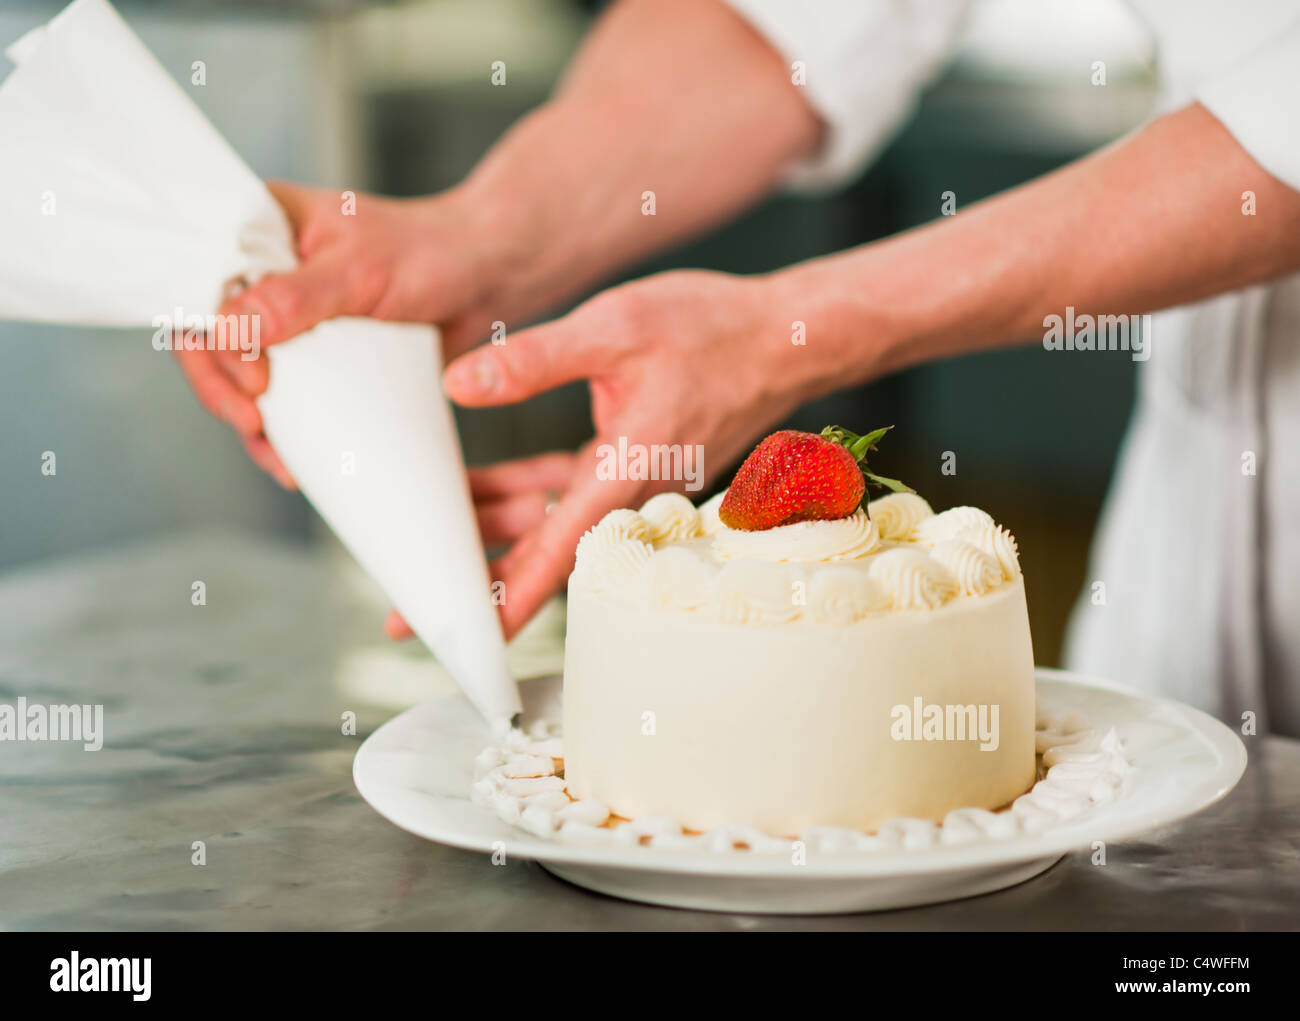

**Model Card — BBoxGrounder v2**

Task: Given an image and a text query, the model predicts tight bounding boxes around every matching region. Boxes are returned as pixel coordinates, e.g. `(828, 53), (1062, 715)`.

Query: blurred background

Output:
(0, 0), (1160, 668)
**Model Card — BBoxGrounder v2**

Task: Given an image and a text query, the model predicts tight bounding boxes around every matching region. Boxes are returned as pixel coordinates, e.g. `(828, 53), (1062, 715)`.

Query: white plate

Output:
(353, 668), (1246, 914)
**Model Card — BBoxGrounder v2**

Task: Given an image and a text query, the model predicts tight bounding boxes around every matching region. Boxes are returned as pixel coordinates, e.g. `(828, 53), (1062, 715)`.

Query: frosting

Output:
(867, 548), (959, 610)
(914, 506), (995, 546)
(954, 521), (1021, 581)
(930, 538), (1004, 596)
(697, 491), (726, 536)
(806, 566), (891, 624)
(715, 561), (802, 626)
(471, 707), (1131, 855)
(571, 497), (1021, 621)
(572, 509), (654, 592)
(572, 536), (653, 593)
(638, 493), (701, 545)
(643, 546), (718, 611)
(712, 508), (880, 563)
(560, 799), (613, 827)
(866, 492), (933, 540)
(501, 754), (556, 778)
(575, 509), (650, 556)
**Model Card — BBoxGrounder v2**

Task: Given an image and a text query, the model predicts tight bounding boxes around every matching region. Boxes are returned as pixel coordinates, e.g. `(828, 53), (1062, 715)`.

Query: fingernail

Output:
(447, 355), (498, 396)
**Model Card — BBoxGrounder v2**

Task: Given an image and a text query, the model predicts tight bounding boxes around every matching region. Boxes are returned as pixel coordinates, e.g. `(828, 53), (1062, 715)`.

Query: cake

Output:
(562, 427), (1036, 836)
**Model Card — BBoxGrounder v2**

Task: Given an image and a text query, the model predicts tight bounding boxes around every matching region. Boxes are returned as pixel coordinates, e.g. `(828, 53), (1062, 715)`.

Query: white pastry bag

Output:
(0, 0), (520, 722)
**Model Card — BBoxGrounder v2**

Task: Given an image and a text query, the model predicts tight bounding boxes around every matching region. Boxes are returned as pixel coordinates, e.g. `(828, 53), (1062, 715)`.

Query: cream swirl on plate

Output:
(712, 508), (880, 563)
(473, 709), (1130, 854)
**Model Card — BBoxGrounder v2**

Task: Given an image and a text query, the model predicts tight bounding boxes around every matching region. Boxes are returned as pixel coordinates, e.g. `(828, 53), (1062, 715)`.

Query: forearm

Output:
(766, 102), (1300, 397)
(456, 0), (820, 315)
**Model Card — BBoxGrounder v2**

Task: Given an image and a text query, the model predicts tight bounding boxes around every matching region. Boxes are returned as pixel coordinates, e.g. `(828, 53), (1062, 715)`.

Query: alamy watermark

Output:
(595, 436), (704, 492)
(1043, 306), (1151, 362)
(50, 952), (150, 1001)
(890, 697), (1000, 751)
(151, 307), (260, 361)
(0, 697), (103, 751)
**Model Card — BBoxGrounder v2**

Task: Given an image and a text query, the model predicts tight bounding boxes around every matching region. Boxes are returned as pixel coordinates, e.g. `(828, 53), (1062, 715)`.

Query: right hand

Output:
(388, 267), (837, 640)
(173, 179), (529, 486)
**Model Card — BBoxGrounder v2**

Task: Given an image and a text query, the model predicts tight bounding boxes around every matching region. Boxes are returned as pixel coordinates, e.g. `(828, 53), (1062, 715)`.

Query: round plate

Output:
(353, 668), (1246, 914)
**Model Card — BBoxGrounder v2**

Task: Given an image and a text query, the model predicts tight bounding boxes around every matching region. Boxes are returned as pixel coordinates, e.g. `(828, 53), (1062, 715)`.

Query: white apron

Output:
(1065, 2), (1300, 735)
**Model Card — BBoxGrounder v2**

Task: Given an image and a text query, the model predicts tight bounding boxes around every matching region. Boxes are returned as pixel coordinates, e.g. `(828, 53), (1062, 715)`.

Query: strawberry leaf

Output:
(863, 469), (915, 494)
(822, 423), (913, 495)
(848, 426), (891, 460)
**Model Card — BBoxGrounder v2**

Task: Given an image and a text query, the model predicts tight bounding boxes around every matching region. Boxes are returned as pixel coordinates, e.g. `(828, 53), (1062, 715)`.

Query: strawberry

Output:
(718, 425), (913, 531)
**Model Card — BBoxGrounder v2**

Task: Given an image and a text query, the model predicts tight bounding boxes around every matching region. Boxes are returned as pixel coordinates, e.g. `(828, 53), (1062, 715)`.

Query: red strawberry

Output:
(718, 425), (912, 532)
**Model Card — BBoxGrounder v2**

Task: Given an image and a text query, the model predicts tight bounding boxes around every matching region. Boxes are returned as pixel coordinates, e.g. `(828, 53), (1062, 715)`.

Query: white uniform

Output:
(725, 0), (1300, 734)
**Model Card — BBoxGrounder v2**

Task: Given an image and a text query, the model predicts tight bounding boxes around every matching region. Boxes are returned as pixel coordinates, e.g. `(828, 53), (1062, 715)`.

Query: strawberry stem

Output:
(820, 424), (915, 495)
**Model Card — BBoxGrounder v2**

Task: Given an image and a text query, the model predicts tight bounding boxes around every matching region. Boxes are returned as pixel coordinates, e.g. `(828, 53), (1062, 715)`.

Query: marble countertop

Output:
(1, 532), (1295, 931)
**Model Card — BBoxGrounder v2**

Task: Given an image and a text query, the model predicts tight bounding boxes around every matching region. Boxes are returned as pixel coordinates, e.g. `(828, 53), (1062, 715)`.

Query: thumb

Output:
(266, 179), (321, 236)
(442, 312), (623, 407)
(220, 247), (351, 352)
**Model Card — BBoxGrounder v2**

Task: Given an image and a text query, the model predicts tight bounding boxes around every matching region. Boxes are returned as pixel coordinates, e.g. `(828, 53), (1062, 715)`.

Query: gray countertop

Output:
(1, 532), (1295, 931)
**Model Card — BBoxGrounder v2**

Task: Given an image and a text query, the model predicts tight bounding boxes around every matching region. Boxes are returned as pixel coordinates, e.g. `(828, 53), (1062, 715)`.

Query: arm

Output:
(441, 101), (1300, 638)
(761, 102), (1300, 400)
(176, 0), (823, 476)
(460, 0), (825, 317)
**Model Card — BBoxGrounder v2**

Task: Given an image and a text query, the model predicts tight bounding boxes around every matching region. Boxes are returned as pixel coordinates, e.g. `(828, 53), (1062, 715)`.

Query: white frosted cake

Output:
(563, 485), (1036, 836)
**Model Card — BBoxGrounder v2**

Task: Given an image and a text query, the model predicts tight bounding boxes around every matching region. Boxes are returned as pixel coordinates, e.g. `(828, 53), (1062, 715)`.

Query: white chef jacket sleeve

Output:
(723, 0), (970, 190)
(1196, 18), (1300, 192)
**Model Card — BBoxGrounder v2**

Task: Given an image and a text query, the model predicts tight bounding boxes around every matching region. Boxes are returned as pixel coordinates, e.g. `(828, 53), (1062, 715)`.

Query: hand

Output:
(388, 268), (827, 641)
(172, 179), (531, 486)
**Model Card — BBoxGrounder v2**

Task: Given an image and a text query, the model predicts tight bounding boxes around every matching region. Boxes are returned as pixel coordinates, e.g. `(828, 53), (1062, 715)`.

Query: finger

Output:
(267, 180), (345, 262)
(266, 180), (322, 237)
(489, 531), (537, 585)
(495, 441), (641, 639)
(476, 491), (552, 546)
(467, 451), (576, 500)
(173, 347), (262, 436)
(221, 247), (352, 349)
(384, 609), (414, 641)
(214, 346), (269, 396)
(241, 434), (297, 490)
(442, 311), (624, 408)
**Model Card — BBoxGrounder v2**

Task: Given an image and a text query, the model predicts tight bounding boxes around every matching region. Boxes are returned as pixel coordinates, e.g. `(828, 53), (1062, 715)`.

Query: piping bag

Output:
(0, 0), (521, 724)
